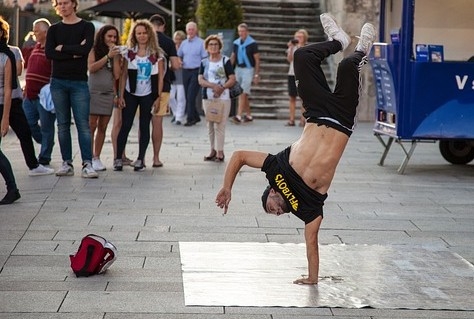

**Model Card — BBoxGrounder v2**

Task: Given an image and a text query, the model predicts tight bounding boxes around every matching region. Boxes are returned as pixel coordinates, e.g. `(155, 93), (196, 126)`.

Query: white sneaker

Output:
(29, 164), (55, 176)
(355, 23), (376, 56)
(113, 159), (123, 171)
(133, 159), (145, 171)
(56, 162), (74, 176)
(82, 162), (99, 178)
(130, 159), (146, 168)
(92, 158), (106, 171)
(320, 13), (351, 51)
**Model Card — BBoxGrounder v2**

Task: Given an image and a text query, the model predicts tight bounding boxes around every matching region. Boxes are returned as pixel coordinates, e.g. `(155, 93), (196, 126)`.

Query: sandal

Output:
(214, 155), (225, 162)
(122, 157), (132, 165)
(285, 121), (295, 127)
(204, 150), (217, 161)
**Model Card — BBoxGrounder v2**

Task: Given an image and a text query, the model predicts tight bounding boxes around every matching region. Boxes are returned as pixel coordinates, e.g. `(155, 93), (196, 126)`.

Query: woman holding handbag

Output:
(198, 35), (236, 162)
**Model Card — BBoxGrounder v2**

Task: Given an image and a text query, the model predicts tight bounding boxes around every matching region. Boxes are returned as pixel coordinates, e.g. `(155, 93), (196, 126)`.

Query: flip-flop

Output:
(152, 163), (163, 167)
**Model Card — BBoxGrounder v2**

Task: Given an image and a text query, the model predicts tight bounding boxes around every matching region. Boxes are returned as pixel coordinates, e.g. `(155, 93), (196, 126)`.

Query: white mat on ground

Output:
(180, 242), (474, 309)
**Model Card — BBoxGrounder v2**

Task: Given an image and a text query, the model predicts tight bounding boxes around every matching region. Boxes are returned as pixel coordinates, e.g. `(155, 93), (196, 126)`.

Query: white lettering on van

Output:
(455, 75), (468, 90)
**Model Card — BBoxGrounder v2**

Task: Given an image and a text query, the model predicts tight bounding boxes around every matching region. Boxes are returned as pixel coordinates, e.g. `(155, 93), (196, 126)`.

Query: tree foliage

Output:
(196, 0), (243, 35)
(0, 4), (14, 21)
(158, 0), (196, 36)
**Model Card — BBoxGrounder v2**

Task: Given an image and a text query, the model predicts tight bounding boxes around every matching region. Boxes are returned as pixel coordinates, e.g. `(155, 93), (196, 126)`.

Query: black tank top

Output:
(261, 146), (328, 224)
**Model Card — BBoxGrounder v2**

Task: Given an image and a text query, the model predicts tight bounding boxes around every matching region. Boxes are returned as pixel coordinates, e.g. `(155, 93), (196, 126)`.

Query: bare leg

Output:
(94, 115), (111, 158)
(241, 93), (252, 119)
(89, 114), (98, 157)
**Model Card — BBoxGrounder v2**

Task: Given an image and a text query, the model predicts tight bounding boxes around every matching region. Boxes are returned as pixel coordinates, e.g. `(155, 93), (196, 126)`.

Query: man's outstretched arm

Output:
(294, 216), (323, 285)
(215, 150), (268, 214)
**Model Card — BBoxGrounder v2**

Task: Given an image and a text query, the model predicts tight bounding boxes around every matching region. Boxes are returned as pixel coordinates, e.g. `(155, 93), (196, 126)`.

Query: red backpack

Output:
(69, 234), (117, 277)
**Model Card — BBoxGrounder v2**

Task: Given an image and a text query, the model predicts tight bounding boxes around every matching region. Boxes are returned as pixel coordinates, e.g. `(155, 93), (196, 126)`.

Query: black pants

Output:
(182, 68), (201, 123)
(0, 146), (16, 192)
(116, 91), (153, 161)
(0, 98), (39, 169)
(294, 40), (364, 136)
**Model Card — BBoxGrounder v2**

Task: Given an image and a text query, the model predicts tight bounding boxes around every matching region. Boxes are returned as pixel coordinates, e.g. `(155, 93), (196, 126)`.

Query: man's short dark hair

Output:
(261, 185), (271, 212)
(150, 14), (166, 26)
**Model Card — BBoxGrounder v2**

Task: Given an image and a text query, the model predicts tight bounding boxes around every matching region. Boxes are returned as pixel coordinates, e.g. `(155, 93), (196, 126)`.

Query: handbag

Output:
(204, 99), (225, 123)
(229, 81), (243, 99)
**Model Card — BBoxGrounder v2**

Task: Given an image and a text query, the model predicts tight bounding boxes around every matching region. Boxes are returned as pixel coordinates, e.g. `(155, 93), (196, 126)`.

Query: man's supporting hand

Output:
(215, 188), (231, 214)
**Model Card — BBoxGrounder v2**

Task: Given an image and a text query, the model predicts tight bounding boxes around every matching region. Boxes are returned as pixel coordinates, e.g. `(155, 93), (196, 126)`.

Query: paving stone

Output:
(407, 230), (474, 246)
(0, 242), (16, 256)
(274, 316), (368, 319)
(0, 120), (473, 318)
(0, 314), (103, 319)
(225, 307), (332, 316)
(0, 255), (7, 267)
(27, 213), (95, 231)
(138, 231), (268, 242)
(410, 219), (474, 232)
(332, 308), (474, 318)
(11, 240), (75, 256)
(108, 241), (174, 256)
(0, 291), (66, 312)
(106, 281), (183, 292)
(22, 230), (57, 240)
(0, 281), (107, 291)
(321, 229), (447, 245)
(145, 215), (259, 228)
(90, 214), (147, 226)
(60, 291), (223, 313)
(105, 314), (270, 319)
(170, 226), (299, 235)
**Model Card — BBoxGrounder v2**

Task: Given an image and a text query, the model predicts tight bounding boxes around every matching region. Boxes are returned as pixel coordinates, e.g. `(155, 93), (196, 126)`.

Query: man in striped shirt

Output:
(22, 18), (56, 166)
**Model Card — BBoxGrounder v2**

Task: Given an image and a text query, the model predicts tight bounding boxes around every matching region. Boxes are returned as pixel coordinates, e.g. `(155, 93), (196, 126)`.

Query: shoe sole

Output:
(56, 172), (74, 176)
(82, 173), (99, 178)
(29, 171), (55, 176)
(0, 196), (21, 205)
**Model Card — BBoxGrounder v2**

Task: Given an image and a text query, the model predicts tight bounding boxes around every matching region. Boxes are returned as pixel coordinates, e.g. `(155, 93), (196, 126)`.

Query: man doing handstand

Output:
(215, 14), (376, 285)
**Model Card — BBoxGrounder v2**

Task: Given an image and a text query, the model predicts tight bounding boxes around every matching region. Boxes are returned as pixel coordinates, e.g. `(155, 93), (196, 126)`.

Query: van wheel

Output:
(439, 140), (474, 164)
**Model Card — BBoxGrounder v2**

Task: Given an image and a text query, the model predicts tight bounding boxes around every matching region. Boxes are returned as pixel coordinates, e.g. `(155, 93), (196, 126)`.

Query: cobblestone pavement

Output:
(0, 117), (473, 318)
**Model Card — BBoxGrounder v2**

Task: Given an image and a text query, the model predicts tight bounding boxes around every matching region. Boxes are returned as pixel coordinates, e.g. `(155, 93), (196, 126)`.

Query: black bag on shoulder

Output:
(222, 57), (244, 99)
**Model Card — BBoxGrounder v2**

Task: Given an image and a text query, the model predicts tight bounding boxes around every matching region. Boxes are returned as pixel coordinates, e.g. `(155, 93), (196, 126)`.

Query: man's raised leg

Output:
(332, 22), (376, 117)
